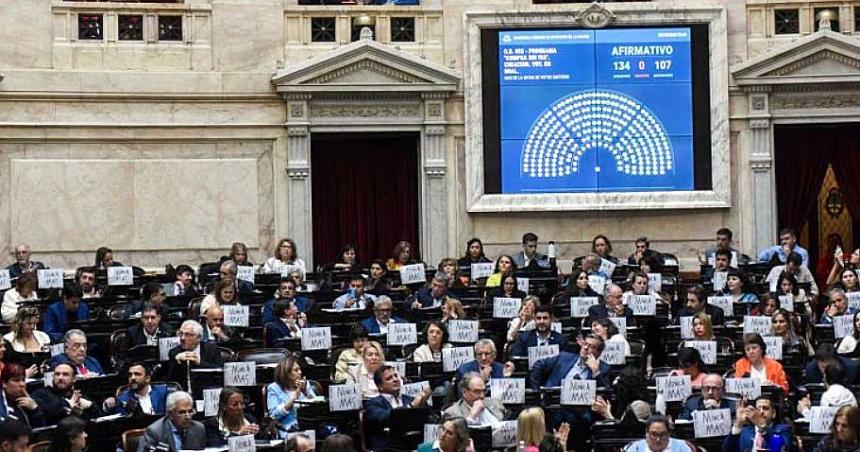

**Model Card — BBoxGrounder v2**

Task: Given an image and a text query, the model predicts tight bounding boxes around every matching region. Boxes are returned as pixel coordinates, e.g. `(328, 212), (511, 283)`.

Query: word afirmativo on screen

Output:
(498, 28), (695, 194)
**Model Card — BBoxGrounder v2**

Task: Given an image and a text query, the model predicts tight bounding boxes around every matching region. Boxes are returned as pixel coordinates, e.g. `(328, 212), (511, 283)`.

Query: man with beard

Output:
(112, 363), (170, 416)
(31, 363), (100, 425)
(509, 305), (568, 356)
(5, 244), (44, 279)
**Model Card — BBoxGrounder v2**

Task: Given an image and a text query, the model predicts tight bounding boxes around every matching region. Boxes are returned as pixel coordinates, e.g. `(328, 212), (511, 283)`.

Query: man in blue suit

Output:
(510, 305), (569, 357)
(109, 363), (171, 416)
(364, 365), (432, 451)
(455, 339), (515, 382)
(360, 296), (405, 335)
(49, 329), (104, 376)
(44, 285), (89, 342)
(409, 275), (452, 311)
(804, 343), (859, 384)
(723, 396), (792, 452)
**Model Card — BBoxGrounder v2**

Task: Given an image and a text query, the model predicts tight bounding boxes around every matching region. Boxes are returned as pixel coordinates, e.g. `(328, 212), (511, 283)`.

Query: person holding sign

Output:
(364, 365), (432, 451)
(266, 355), (318, 438)
(590, 317), (630, 357)
(411, 275), (456, 311)
(122, 302), (175, 349)
(413, 321), (452, 363)
(386, 241), (416, 271)
(837, 312), (860, 358)
(724, 396), (792, 452)
(586, 284), (635, 328)
(262, 238), (307, 279)
(417, 417), (472, 452)
(810, 405), (860, 452)
(564, 269), (600, 298)
(441, 298), (466, 324)
(771, 309), (811, 357)
(49, 330), (103, 377)
(798, 363), (857, 420)
(458, 238), (492, 273)
(676, 286), (724, 326)
(444, 372), (507, 425)
(510, 305), (568, 357)
(624, 415), (693, 452)
(3, 308), (49, 353)
(529, 334), (610, 389)
(263, 279), (312, 325)
(360, 296), (404, 335)
(506, 295), (538, 344)
(5, 244), (44, 279)
(199, 278), (240, 317)
(775, 272), (810, 306)
(733, 333), (789, 392)
(334, 325), (368, 383)
(485, 255), (517, 288)
(43, 285), (89, 342)
(345, 341), (385, 398)
(702, 248), (732, 284)
(203, 387), (260, 447)
(138, 391), (206, 451)
(679, 374), (736, 421)
(822, 287), (859, 325)
(166, 320), (224, 387)
(455, 339), (514, 383)
(113, 363), (170, 416)
(669, 348), (708, 388)
(265, 299), (307, 347)
(0, 274), (37, 324)
(333, 276), (377, 311)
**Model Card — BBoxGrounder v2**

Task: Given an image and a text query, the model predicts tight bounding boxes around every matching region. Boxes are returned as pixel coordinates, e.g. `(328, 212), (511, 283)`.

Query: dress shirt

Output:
(381, 393), (403, 409)
(136, 386), (154, 415)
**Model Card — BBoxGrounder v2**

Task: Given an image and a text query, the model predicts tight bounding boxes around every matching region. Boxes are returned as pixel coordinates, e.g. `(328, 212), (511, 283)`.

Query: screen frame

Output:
(463, 7), (731, 212)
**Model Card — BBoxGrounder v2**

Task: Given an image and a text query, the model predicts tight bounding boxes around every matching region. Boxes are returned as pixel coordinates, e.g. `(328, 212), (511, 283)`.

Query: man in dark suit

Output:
(512, 232), (549, 270)
(137, 391), (206, 451)
(679, 373), (737, 420)
(585, 284), (635, 327)
(31, 363), (101, 425)
(205, 260), (254, 304)
(200, 306), (240, 344)
(364, 365), (432, 451)
(360, 296), (406, 335)
(123, 302), (175, 349)
(675, 285), (725, 326)
(5, 244), (44, 278)
(455, 339), (515, 382)
(264, 299), (306, 347)
(804, 343), (859, 384)
(510, 305), (569, 356)
(167, 320), (224, 388)
(410, 275), (455, 310)
(723, 396), (792, 452)
(49, 329), (104, 376)
(530, 334), (611, 389)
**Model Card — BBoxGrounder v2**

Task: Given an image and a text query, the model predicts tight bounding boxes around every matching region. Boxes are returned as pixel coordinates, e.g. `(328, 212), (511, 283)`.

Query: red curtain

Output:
(774, 127), (833, 235)
(311, 133), (420, 268)
(830, 127), (860, 228)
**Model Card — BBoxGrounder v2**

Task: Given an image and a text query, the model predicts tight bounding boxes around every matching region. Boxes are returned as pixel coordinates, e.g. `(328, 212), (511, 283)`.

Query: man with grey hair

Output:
(166, 320), (224, 386)
(48, 329), (104, 377)
(444, 372), (507, 425)
(411, 274), (458, 311)
(138, 391), (205, 451)
(360, 295), (405, 335)
(205, 259), (254, 304)
(821, 286), (858, 324)
(285, 433), (313, 452)
(455, 338), (514, 381)
(586, 284), (635, 327)
(5, 244), (44, 278)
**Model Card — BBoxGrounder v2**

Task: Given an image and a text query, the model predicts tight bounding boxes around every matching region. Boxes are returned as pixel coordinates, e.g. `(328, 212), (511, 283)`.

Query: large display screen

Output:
(489, 27), (706, 194)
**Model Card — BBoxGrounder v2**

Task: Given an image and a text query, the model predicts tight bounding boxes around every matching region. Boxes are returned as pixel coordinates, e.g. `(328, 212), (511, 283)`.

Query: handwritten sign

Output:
(763, 335), (783, 360)
(712, 271), (727, 291)
(228, 434), (256, 452)
(551, 322), (562, 334)
(848, 292), (860, 310)
(588, 275), (606, 295)
(493, 297), (522, 319)
(527, 344), (559, 368)
(492, 421), (519, 448)
(655, 375), (692, 402)
(107, 266), (133, 286)
(693, 408), (732, 438)
(561, 378), (596, 405)
(648, 273), (662, 292)
(424, 424), (442, 444)
(743, 316), (773, 336)
(280, 264), (299, 278)
(224, 362), (256, 386)
(708, 296), (733, 318)
(684, 340), (717, 365)
(517, 278), (529, 295)
(203, 388), (222, 416)
(608, 317), (627, 337)
(491, 378), (526, 404)
(328, 384), (362, 412)
(834, 314), (854, 339)
(471, 263), (494, 280)
(779, 295), (794, 312)
(401, 380), (431, 405)
(301, 327), (332, 351)
(158, 337), (180, 362)
(442, 347), (474, 372)
(570, 297), (598, 318)
(384, 361), (406, 377)
(387, 323), (417, 346)
(400, 263), (427, 285)
(725, 378), (761, 400)
(37, 269), (63, 289)
(680, 317), (694, 340)
(49, 343), (65, 357)
(628, 294), (656, 316)
(223, 305), (250, 327)
(602, 341), (626, 365)
(810, 406), (841, 434)
(236, 266), (255, 284)
(43, 371), (53, 388)
(447, 320), (479, 343)
(599, 259), (616, 278)
(0, 270), (10, 290)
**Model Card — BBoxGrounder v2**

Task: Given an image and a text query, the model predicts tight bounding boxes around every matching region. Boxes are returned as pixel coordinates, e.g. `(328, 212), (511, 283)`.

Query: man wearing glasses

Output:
(454, 339), (515, 382)
(624, 415), (693, 452)
(360, 296), (404, 335)
(679, 373), (737, 420)
(138, 391), (205, 451)
(166, 320), (224, 387)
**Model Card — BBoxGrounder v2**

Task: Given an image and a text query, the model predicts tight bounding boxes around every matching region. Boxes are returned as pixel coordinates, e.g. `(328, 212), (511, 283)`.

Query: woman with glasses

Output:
(733, 333), (789, 392)
(624, 415), (693, 452)
(506, 295), (539, 344)
(204, 387), (260, 447)
(3, 308), (49, 353)
(267, 355), (318, 438)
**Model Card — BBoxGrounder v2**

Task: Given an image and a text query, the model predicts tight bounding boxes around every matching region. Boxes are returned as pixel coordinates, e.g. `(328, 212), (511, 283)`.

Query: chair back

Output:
(238, 348), (289, 365)
(28, 441), (51, 452)
(122, 428), (146, 452)
(108, 304), (132, 321)
(218, 346), (235, 362)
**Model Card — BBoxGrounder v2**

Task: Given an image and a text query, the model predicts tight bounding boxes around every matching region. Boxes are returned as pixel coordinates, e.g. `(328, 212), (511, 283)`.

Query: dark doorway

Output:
(774, 124), (860, 287)
(311, 132), (421, 268)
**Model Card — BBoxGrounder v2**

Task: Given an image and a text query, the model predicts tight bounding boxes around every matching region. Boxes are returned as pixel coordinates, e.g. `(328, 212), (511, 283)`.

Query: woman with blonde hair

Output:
(3, 307), (50, 353)
(387, 241), (415, 271)
(516, 407), (569, 452)
(690, 311), (715, 341)
(441, 298), (466, 324)
(345, 340), (385, 398)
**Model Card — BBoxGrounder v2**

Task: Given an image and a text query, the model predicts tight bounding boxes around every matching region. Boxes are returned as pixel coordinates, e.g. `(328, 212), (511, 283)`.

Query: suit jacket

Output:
(361, 316), (406, 335)
(443, 397), (506, 422)
(5, 261), (45, 279)
(678, 396), (737, 421)
(676, 305), (725, 326)
(0, 390), (44, 427)
(510, 330), (570, 357)
(455, 360), (504, 381)
(200, 323), (240, 344)
(412, 288), (446, 310)
(31, 387), (101, 426)
(364, 394), (415, 451)
(43, 300), (89, 342)
(529, 351), (611, 389)
(137, 417), (206, 452)
(123, 323), (175, 349)
(125, 300), (171, 320)
(166, 342), (224, 385)
(49, 354), (104, 376)
(585, 304), (635, 328)
(261, 296), (313, 325)
(116, 384), (171, 416)
(723, 422), (792, 452)
(264, 320), (299, 347)
(805, 357), (859, 384)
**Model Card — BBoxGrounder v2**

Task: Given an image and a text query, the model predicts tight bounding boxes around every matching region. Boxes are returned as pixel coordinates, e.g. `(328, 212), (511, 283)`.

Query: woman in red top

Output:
(733, 333), (789, 392)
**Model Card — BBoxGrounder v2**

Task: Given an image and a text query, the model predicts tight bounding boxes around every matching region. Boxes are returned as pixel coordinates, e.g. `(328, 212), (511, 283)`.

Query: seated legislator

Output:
(200, 278), (241, 317)
(334, 324), (368, 383)
(512, 232), (549, 270)
(529, 334), (611, 389)
(345, 341), (385, 399)
(624, 415), (693, 452)
(412, 320), (452, 363)
(565, 268), (600, 297)
(444, 372), (506, 426)
(510, 305), (569, 357)
(364, 365), (432, 451)
(261, 238), (307, 280)
(360, 296), (404, 335)
(699, 228), (743, 266)
(592, 234), (620, 264)
(223, 242), (253, 268)
(95, 246), (124, 270)
(0, 274), (37, 324)
(114, 363), (170, 416)
(172, 264), (199, 298)
(676, 285), (725, 326)
(3, 308), (50, 353)
(771, 309), (811, 356)
(333, 276), (377, 311)
(485, 255), (517, 288)
(49, 329), (104, 377)
(590, 317), (631, 357)
(0, 364), (44, 428)
(31, 363), (100, 425)
(669, 347), (708, 388)
(327, 243), (362, 273)
(723, 396), (792, 452)
(127, 283), (171, 320)
(262, 278), (311, 325)
(821, 287), (859, 324)
(0, 418), (32, 451)
(5, 244), (44, 279)
(76, 267), (101, 300)
(137, 391), (206, 452)
(679, 373), (737, 421)
(455, 339), (515, 382)
(457, 238), (492, 270)
(267, 355), (318, 438)
(410, 274), (457, 310)
(367, 259), (392, 292)
(43, 285), (89, 342)
(416, 417), (471, 452)
(585, 284), (635, 327)
(386, 240), (416, 271)
(719, 268), (759, 309)
(205, 260), (254, 305)
(798, 363), (858, 419)
(123, 302), (175, 349)
(733, 333), (789, 392)
(765, 252), (819, 297)
(757, 227), (809, 267)
(167, 320), (225, 385)
(203, 387), (260, 447)
(506, 295), (538, 344)
(626, 236), (664, 267)
(265, 299), (306, 347)
(488, 274), (528, 304)
(805, 343), (860, 385)
(200, 306), (239, 344)
(810, 405), (860, 452)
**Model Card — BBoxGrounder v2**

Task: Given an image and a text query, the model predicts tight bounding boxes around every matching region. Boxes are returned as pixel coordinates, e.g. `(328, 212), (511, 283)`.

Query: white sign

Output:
(810, 406), (841, 434)
(561, 378), (596, 405)
(400, 263), (427, 285)
(493, 297), (522, 319)
(442, 347), (474, 372)
(223, 305), (250, 328)
(725, 378), (761, 400)
(224, 362), (256, 387)
(712, 271), (727, 292)
(447, 320), (479, 343)
(599, 259), (616, 278)
(743, 316), (773, 336)
(384, 361), (406, 377)
(387, 323), (418, 346)
(328, 384), (362, 412)
(492, 420), (518, 448)
(628, 294), (656, 316)
(517, 278), (529, 295)
(684, 340), (717, 365)
(43, 371), (53, 388)
(763, 336), (783, 360)
(228, 435), (256, 452)
(301, 327), (332, 351)
(679, 317), (694, 340)
(107, 266), (133, 286)
(37, 269), (63, 289)
(570, 297), (599, 318)
(848, 292), (860, 310)
(834, 314), (855, 339)
(280, 264), (299, 278)
(491, 378), (526, 404)
(588, 275), (607, 295)
(779, 295), (794, 312)
(551, 322), (562, 334)
(158, 337), (180, 362)
(602, 341), (626, 365)
(648, 273), (662, 292)
(608, 317), (627, 337)
(655, 375), (692, 402)
(236, 266), (255, 284)
(693, 408), (732, 438)
(708, 296), (734, 318)
(0, 270), (10, 290)
(424, 424), (442, 444)
(203, 388), (222, 416)
(527, 344), (559, 368)
(401, 380), (431, 405)
(49, 343), (65, 357)
(471, 263), (494, 280)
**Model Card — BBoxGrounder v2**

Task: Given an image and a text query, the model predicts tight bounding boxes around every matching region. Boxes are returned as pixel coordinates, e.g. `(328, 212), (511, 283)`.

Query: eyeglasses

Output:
(476, 351), (494, 357)
(647, 431), (669, 440)
(375, 308), (391, 313)
(702, 385), (723, 392)
(174, 409), (195, 417)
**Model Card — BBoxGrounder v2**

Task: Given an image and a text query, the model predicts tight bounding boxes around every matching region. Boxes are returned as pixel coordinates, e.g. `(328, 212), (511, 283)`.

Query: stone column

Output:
(284, 94), (315, 268)
(747, 90), (776, 255)
(421, 92), (448, 266)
